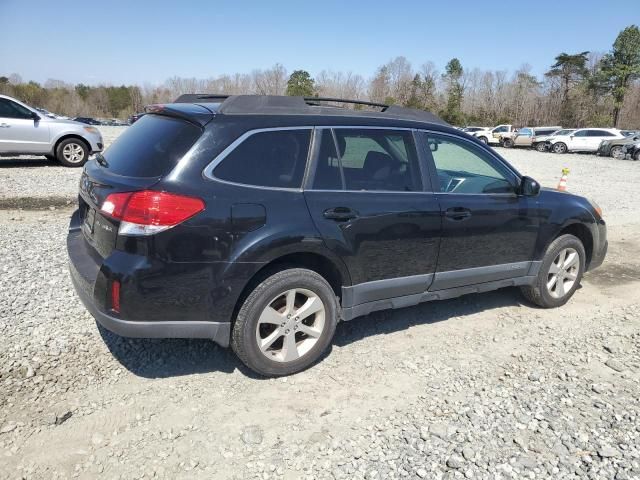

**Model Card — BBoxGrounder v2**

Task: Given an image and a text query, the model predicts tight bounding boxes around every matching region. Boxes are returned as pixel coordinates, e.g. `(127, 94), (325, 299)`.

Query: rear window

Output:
(101, 114), (201, 177)
(213, 129), (311, 188)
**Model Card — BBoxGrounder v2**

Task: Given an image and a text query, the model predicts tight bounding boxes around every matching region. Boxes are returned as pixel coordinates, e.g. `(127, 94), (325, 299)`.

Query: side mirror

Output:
(520, 176), (540, 196)
(569, 135), (574, 139)
(31, 111), (40, 121)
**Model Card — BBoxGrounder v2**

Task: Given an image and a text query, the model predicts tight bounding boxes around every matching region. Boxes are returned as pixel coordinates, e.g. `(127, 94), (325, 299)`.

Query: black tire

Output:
(521, 234), (585, 308)
(634, 150), (640, 161)
(610, 146), (624, 159)
(55, 138), (89, 167)
(535, 142), (547, 152)
(231, 268), (338, 377)
(478, 136), (488, 144)
(552, 142), (568, 154)
(503, 138), (514, 148)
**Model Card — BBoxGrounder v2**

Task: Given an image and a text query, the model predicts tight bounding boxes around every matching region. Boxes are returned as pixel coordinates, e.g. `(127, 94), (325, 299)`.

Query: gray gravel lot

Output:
(0, 126), (639, 479)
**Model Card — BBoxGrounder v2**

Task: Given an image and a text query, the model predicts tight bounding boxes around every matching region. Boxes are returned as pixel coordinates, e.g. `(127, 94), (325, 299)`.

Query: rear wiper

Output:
(94, 152), (109, 167)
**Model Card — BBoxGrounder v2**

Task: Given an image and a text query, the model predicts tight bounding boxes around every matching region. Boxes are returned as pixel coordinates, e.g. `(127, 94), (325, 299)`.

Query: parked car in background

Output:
(0, 94), (103, 167)
(128, 112), (145, 124)
(67, 94), (607, 376)
(472, 124), (515, 145)
(548, 128), (624, 154)
(461, 126), (488, 134)
(597, 131), (640, 158)
(502, 126), (561, 149)
(73, 117), (102, 126)
(622, 139), (640, 161)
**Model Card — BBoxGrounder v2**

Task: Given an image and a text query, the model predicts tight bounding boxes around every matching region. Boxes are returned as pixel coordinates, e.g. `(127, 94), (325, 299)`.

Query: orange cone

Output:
(557, 168), (570, 191)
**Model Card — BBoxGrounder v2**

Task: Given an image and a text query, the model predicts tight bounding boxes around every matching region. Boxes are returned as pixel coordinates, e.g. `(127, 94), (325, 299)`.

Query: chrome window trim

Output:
(202, 126), (313, 192)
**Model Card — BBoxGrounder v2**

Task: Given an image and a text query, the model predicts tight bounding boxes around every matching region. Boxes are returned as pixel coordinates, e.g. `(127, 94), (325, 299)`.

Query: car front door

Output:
(0, 98), (50, 153)
(567, 129), (589, 151)
(515, 128), (532, 146)
(304, 128), (441, 310)
(418, 131), (540, 290)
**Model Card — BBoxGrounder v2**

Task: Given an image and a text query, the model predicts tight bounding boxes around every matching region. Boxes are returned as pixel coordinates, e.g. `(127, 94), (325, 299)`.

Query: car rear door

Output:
(304, 127), (441, 308)
(0, 98), (50, 153)
(515, 128), (532, 146)
(587, 129), (616, 151)
(417, 131), (539, 290)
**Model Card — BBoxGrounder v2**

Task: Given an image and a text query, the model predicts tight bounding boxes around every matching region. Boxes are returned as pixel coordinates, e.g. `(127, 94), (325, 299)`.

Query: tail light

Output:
(100, 190), (205, 236)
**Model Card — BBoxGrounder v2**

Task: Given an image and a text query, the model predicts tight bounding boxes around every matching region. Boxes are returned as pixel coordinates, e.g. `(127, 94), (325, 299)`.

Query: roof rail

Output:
(303, 97), (389, 110)
(174, 94), (230, 103)
(171, 94), (448, 125)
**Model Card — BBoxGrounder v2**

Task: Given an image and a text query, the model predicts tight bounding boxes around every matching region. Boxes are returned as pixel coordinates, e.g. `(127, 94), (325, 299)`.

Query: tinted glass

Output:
(519, 128), (532, 135)
(588, 130), (614, 137)
(332, 129), (421, 192)
(426, 134), (515, 194)
(312, 130), (343, 190)
(493, 126), (509, 133)
(0, 99), (33, 119)
(574, 130), (588, 137)
(534, 129), (556, 136)
(214, 129), (311, 188)
(102, 114), (201, 177)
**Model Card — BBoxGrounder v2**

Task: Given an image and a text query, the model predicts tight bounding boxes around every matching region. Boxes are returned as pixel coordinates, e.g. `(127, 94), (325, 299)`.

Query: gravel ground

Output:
(1, 127), (639, 479)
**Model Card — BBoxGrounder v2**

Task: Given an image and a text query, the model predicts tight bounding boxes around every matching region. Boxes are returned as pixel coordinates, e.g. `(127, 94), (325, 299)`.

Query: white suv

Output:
(0, 94), (103, 167)
(548, 128), (623, 154)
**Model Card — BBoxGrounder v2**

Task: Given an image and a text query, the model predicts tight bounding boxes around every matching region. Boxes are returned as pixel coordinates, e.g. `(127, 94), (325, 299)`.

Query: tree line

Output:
(1, 25), (638, 128)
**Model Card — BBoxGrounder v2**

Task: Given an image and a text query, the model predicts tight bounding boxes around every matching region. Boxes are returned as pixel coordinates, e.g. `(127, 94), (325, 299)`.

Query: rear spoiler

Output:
(144, 103), (215, 127)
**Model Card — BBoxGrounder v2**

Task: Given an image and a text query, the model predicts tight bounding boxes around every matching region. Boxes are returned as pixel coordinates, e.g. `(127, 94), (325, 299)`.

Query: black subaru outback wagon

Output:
(68, 95), (607, 376)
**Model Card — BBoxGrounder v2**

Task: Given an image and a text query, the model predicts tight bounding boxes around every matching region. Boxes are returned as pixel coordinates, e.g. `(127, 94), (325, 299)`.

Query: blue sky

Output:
(0, 0), (636, 85)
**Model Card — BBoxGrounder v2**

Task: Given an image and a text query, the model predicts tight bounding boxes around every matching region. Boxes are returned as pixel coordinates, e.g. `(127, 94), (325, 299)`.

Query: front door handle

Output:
(445, 207), (472, 221)
(323, 207), (358, 221)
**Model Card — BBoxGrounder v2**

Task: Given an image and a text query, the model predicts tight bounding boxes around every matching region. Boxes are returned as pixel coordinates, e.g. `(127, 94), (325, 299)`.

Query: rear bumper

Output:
(67, 212), (230, 346)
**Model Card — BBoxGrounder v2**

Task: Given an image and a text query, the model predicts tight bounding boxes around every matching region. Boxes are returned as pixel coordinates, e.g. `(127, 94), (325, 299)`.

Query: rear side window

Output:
(534, 129), (556, 136)
(588, 130), (614, 137)
(214, 129), (311, 188)
(102, 115), (201, 177)
(329, 129), (421, 192)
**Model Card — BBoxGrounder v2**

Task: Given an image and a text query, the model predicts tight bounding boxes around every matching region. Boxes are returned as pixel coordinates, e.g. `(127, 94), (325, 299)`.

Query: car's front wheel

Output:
(231, 268), (338, 376)
(552, 142), (568, 154)
(56, 138), (89, 167)
(477, 136), (488, 144)
(521, 234), (585, 308)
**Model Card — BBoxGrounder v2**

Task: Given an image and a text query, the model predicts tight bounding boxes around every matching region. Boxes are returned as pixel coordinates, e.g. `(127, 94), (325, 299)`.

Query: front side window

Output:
(0, 99), (33, 119)
(312, 128), (421, 192)
(493, 126), (509, 133)
(573, 130), (588, 137)
(426, 134), (516, 194)
(519, 128), (532, 136)
(214, 129), (311, 188)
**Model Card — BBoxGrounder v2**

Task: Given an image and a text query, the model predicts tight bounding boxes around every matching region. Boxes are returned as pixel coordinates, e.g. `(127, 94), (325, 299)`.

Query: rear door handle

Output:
(323, 207), (358, 221)
(445, 207), (472, 221)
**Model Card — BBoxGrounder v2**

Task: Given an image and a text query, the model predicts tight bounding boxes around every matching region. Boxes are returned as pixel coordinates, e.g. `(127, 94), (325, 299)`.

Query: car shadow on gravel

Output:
(333, 287), (527, 347)
(0, 157), (65, 168)
(98, 288), (528, 379)
(96, 323), (249, 379)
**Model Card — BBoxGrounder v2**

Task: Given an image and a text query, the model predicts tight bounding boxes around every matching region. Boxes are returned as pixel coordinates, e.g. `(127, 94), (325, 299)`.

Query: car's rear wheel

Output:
(521, 234), (585, 308)
(535, 142), (547, 152)
(478, 136), (488, 144)
(611, 146), (624, 159)
(56, 138), (89, 167)
(552, 142), (568, 154)
(634, 150), (640, 161)
(503, 138), (514, 148)
(231, 268), (338, 377)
